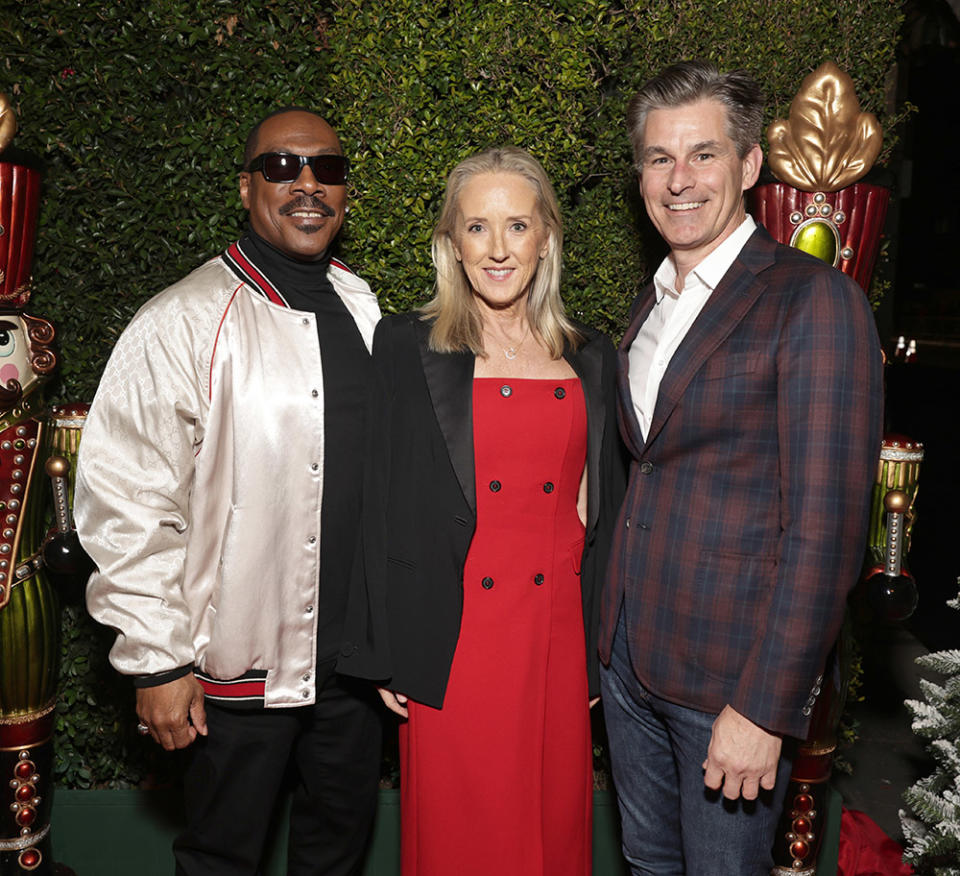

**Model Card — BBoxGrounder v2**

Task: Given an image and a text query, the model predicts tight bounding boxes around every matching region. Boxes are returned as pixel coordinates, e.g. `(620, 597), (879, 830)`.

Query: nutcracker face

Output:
(0, 312), (55, 414)
(0, 316), (32, 384)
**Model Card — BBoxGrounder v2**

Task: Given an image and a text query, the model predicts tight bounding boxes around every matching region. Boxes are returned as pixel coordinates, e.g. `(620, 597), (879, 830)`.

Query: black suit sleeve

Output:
(580, 334), (629, 698)
(337, 318), (395, 683)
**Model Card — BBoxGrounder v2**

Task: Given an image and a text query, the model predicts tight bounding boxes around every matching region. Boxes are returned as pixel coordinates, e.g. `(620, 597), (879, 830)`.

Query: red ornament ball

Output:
(19, 848), (41, 869)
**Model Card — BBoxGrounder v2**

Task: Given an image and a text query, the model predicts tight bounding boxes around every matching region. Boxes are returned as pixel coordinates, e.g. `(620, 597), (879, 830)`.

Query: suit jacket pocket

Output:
(210, 503), (241, 616)
(697, 352), (763, 382)
(688, 549), (776, 682)
(569, 535), (586, 576)
(387, 555), (417, 572)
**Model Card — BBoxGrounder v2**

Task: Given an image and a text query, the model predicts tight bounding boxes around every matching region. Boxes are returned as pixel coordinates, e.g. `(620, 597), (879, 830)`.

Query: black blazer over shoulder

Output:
(338, 312), (625, 706)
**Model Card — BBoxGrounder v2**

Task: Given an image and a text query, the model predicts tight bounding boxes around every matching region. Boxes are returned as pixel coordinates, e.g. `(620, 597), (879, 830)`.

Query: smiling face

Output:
(638, 99), (762, 274)
(0, 316), (38, 410)
(451, 172), (550, 314)
(238, 111), (346, 261)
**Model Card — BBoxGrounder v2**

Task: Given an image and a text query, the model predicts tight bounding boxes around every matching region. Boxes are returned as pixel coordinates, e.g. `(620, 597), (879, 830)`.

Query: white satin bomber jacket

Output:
(75, 245), (380, 708)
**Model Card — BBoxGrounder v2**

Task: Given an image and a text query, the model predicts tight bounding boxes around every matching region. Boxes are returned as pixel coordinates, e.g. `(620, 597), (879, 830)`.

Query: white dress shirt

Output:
(628, 216), (756, 442)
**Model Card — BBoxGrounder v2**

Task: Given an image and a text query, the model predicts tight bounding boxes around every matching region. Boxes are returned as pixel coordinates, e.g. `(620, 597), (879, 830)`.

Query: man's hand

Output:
(136, 674), (208, 751)
(702, 705), (782, 801)
(377, 687), (409, 718)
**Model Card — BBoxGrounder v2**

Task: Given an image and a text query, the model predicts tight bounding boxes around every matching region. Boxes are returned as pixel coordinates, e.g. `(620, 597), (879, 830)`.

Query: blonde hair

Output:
(421, 147), (583, 357)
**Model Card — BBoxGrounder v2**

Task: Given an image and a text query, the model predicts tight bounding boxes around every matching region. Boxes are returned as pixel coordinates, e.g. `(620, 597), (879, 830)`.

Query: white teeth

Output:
(668, 202), (704, 211)
(291, 211), (323, 218)
(485, 269), (512, 278)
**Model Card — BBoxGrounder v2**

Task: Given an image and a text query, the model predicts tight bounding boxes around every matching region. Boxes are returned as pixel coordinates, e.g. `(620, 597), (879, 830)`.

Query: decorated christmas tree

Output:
(901, 584), (960, 874)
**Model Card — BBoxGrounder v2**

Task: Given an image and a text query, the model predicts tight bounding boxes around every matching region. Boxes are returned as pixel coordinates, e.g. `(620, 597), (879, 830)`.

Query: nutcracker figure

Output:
(0, 94), (86, 876)
(749, 64), (923, 874)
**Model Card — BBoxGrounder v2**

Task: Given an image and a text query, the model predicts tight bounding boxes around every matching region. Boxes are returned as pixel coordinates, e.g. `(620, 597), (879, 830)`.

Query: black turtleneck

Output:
(241, 230), (371, 664)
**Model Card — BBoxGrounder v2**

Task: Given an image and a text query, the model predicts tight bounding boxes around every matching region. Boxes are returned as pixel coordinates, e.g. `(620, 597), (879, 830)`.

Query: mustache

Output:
(279, 196), (336, 217)
(0, 378), (23, 409)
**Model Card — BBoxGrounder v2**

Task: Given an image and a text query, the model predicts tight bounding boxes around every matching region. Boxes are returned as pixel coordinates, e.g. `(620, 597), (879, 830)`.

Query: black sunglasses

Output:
(245, 152), (349, 185)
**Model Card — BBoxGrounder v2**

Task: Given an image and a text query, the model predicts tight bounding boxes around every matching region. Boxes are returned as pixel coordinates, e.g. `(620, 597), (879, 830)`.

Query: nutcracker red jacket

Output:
(338, 312), (627, 706)
(600, 226), (884, 739)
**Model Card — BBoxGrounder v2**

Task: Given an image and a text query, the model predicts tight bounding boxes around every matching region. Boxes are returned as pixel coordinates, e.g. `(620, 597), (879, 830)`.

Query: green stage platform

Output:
(48, 786), (841, 874)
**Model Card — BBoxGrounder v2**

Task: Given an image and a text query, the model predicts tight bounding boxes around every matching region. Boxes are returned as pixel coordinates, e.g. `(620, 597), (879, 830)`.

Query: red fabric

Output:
(400, 378), (591, 876)
(838, 807), (915, 876)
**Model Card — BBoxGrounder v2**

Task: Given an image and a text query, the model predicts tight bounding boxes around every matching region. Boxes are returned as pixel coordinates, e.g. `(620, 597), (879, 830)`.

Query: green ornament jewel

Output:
(790, 218), (840, 266)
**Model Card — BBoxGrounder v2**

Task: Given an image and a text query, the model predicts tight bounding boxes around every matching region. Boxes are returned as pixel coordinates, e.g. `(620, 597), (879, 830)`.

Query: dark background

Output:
(884, 0), (960, 652)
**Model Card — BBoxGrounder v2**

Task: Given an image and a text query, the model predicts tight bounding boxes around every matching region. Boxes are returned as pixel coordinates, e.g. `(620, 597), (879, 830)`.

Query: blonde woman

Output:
(340, 147), (625, 876)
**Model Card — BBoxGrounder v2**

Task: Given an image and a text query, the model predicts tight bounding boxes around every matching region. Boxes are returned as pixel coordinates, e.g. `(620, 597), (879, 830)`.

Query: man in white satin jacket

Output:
(75, 108), (382, 876)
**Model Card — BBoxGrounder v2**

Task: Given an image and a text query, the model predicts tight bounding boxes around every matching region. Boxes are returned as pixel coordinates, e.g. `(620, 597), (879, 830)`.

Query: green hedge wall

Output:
(1, 0), (905, 787)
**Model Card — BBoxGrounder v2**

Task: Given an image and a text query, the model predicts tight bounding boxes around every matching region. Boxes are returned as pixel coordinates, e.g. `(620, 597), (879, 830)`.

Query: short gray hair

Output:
(626, 61), (764, 163)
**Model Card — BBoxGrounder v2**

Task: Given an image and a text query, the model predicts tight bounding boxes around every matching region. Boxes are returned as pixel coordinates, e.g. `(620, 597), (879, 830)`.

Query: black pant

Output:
(173, 663), (382, 876)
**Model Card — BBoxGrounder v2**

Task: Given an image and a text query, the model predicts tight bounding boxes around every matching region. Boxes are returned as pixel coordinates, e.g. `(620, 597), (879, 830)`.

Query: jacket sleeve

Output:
(730, 267), (884, 736)
(580, 334), (629, 698)
(337, 317), (395, 682)
(75, 296), (207, 678)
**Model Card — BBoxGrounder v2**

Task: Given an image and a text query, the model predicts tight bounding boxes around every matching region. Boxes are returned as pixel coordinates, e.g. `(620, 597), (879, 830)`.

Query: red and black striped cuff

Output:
(194, 669), (268, 709)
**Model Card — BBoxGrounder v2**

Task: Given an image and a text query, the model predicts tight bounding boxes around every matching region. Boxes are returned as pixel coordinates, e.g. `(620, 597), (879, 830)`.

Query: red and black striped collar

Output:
(222, 239), (356, 308)
(222, 239), (289, 307)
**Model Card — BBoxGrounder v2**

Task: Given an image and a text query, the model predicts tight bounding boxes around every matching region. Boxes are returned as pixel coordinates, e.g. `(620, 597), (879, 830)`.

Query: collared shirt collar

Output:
(652, 214), (757, 301)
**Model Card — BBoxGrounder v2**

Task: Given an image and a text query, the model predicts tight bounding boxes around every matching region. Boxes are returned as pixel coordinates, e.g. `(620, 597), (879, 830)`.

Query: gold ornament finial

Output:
(767, 61), (882, 193)
(0, 93), (16, 154)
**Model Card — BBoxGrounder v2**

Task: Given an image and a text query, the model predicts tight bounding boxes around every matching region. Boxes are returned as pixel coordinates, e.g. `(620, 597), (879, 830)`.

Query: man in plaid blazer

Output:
(599, 61), (883, 874)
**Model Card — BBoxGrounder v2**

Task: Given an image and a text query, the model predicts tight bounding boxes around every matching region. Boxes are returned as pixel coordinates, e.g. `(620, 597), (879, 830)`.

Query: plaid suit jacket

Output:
(600, 226), (883, 739)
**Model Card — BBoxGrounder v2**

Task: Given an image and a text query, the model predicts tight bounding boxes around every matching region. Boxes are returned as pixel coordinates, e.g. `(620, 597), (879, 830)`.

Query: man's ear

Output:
(239, 172), (251, 210)
(741, 144), (763, 192)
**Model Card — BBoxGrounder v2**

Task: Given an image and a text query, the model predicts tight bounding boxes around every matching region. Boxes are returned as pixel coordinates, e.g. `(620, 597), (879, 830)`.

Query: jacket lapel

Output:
(564, 337), (603, 536)
(414, 320), (477, 515)
(643, 228), (776, 449)
(617, 289), (656, 457)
